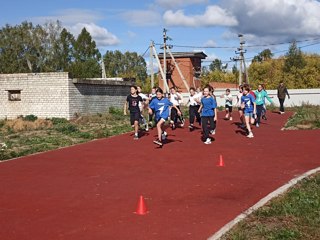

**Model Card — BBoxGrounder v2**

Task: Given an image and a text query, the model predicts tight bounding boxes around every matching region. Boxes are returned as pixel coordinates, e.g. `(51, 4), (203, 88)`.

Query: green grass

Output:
(221, 173), (320, 240)
(0, 108), (132, 161)
(285, 104), (320, 129)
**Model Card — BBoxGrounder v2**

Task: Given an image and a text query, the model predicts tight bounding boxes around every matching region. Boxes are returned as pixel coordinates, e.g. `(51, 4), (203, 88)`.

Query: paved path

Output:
(1, 111), (319, 240)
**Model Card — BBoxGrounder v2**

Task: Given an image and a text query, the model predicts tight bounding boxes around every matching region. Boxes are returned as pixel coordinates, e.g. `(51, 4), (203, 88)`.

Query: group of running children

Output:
(124, 83), (273, 147)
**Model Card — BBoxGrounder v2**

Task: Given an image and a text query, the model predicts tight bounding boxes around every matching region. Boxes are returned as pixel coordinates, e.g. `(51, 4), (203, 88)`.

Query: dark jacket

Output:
(277, 85), (289, 99)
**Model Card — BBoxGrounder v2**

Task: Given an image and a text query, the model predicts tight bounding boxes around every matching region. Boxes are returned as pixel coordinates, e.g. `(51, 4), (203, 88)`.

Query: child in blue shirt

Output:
(198, 86), (217, 144)
(241, 86), (256, 138)
(148, 88), (181, 147)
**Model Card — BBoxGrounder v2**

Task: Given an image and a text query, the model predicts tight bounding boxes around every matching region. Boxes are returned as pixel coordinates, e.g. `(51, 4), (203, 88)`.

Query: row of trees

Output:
(1, 21), (319, 89)
(201, 41), (320, 89)
(0, 21), (147, 81)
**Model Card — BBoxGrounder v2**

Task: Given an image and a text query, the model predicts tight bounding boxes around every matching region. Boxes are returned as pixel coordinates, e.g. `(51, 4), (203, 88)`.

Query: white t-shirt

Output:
(170, 93), (182, 106)
(224, 94), (233, 106)
(138, 93), (148, 111)
(236, 92), (243, 107)
(189, 93), (201, 106)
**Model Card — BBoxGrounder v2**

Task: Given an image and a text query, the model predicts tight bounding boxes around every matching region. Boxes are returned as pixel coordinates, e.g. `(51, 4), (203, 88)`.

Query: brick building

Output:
(158, 52), (207, 93)
(0, 72), (133, 120)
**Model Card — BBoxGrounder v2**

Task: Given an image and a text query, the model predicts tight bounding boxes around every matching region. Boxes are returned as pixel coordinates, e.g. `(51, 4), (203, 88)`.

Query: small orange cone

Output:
(134, 195), (148, 215)
(217, 154), (225, 167)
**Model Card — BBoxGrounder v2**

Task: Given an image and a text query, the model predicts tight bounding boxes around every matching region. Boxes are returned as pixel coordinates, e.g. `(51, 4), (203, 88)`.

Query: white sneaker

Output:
(204, 138), (212, 144)
(229, 117), (233, 121)
(161, 131), (167, 140)
(247, 132), (254, 138)
(210, 130), (216, 135)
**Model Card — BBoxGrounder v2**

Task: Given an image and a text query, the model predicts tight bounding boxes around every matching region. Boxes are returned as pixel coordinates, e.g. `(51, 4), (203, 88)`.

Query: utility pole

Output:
(236, 34), (249, 85)
(162, 28), (169, 94)
(150, 41), (154, 88)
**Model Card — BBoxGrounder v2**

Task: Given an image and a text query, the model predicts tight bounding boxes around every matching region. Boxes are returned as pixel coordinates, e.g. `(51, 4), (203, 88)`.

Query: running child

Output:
(148, 88), (181, 147)
(187, 87), (201, 130)
(198, 86), (217, 144)
(241, 86), (256, 138)
(220, 88), (233, 121)
(137, 86), (149, 131)
(148, 87), (157, 128)
(255, 84), (273, 127)
(124, 86), (143, 140)
(236, 85), (245, 128)
(169, 87), (184, 129)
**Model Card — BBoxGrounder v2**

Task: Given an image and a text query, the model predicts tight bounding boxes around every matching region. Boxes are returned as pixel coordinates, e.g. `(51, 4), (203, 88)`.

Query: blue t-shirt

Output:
(201, 96), (217, 117)
(241, 94), (255, 113)
(149, 97), (172, 121)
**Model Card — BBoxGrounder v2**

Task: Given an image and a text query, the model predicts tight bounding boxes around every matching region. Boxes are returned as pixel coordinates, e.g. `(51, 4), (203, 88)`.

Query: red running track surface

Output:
(0, 111), (319, 240)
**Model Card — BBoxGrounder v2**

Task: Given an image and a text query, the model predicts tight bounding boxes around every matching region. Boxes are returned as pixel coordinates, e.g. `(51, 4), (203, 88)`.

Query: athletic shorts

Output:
(130, 112), (140, 125)
(244, 112), (253, 117)
(225, 105), (233, 112)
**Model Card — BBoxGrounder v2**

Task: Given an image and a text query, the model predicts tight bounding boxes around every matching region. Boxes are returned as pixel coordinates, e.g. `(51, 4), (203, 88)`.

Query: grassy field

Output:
(0, 107), (132, 161)
(220, 173), (320, 240)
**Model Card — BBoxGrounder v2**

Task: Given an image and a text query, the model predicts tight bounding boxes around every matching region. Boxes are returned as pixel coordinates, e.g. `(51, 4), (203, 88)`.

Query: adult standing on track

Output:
(277, 82), (290, 114)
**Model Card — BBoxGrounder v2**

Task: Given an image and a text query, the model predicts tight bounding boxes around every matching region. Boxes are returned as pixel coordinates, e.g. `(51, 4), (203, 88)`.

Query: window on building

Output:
(8, 90), (21, 101)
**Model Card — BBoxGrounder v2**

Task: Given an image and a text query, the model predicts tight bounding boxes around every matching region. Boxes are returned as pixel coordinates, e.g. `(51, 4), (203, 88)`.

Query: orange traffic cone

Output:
(134, 195), (148, 215)
(217, 154), (225, 167)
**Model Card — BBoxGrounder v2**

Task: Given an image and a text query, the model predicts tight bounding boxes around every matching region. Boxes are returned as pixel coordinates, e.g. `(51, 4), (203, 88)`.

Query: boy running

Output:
(241, 86), (256, 138)
(124, 86), (143, 140)
(148, 88), (181, 147)
(198, 86), (217, 144)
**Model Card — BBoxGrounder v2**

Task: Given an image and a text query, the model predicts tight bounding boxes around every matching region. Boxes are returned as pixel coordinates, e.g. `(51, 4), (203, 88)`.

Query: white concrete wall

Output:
(0, 72), (70, 119)
(181, 88), (320, 107)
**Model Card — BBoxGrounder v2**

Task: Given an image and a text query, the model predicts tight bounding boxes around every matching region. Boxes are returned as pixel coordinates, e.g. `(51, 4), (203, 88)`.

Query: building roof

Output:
(158, 51), (207, 59)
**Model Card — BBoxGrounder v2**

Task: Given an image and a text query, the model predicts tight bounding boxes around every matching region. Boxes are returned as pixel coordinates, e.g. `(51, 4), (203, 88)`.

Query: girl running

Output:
(241, 86), (256, 138)
(198, 86), (217, 144)
(236, 85), (245, 128)
(169, 87), (184, 129)
(148, 88), (181, 147)
(124, 86), (143, 140)
(188, 87), (201, 130)
(255, 84), (273, 127)
(220, 88), (233, 121)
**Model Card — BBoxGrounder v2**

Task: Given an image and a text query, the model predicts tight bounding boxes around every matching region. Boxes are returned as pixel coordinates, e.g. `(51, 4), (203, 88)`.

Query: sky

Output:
(2, 0), (320, 70)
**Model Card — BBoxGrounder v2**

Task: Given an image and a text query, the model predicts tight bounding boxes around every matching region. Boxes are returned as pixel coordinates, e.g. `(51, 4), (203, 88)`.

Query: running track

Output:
(0, 112), (319, 240)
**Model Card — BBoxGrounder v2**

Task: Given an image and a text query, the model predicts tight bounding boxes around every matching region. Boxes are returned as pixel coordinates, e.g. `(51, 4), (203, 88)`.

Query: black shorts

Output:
(225, 105), (233, 112)
(130, 112), (140, 125)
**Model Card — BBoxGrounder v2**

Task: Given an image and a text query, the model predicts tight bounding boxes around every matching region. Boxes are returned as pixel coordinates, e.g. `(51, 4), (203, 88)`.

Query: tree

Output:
(69, 28), (101, 78)
(252, 49), (273, 63)
(209, 58), (223, 71)
(103, 50), (147, 82)
(283, 40), (306, 72)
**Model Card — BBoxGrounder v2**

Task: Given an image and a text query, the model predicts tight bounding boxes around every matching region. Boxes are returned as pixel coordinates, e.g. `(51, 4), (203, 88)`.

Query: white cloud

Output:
(155, 0), (208, 9)
(204, 39), (217, 47)
(222, 0), (320, 40)
(163, 6), (238, 27)
(32, 9), (120, 47)
(69, 23), (120, 46)
(32, 9), (103, 25)
(121, 10), (161, 26)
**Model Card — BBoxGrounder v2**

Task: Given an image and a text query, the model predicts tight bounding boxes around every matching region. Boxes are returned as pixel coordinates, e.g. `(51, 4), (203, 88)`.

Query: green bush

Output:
(23, 115), (38, 122)
(50, 117), (69, 125)
(109, 107), (122, 115)
(54, 123), (78, 134)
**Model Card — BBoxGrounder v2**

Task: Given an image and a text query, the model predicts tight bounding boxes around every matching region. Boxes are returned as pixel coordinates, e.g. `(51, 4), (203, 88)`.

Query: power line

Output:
(154, 36), (320, 50)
